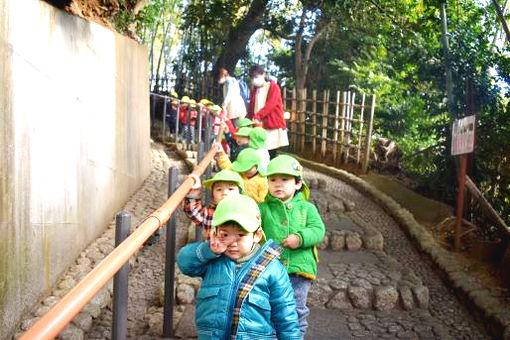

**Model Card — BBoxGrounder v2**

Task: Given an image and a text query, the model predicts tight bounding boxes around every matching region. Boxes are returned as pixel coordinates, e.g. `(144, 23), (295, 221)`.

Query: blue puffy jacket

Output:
(177, 240), (301, 340)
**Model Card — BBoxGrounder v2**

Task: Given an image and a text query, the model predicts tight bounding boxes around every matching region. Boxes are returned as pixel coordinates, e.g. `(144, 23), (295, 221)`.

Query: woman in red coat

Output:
(247, 65), (289, 159)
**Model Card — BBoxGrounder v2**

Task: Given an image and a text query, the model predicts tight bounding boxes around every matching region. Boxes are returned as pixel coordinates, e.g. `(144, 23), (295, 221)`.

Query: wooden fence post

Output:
(362, 94), (376, 173)
(333, 91), (340, 163)
(311, 90), (317, 155)
(357, 93), (366, 166)
(321, 90), (330, 159)
(290, 88), (297, 150)
(344, 92), (353, 164)
(299, 88), (307, 153)
(340, 92), (347, 163)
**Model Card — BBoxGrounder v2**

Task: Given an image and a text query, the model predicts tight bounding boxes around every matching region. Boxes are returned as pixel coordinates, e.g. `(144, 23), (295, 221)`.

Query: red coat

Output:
(248, 80), (286, 130)
(179, 107), (188, 124)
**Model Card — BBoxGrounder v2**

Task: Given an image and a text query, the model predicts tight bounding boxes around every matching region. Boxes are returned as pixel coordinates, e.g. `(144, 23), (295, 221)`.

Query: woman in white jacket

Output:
(218, 67), (247, 126)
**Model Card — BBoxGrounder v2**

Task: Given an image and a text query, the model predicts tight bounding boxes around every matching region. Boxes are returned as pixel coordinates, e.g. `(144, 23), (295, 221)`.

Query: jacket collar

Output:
(266, 191), (304, 204)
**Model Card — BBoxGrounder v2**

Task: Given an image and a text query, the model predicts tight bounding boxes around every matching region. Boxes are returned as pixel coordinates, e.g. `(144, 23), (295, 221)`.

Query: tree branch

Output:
(492, 0), (510, 44)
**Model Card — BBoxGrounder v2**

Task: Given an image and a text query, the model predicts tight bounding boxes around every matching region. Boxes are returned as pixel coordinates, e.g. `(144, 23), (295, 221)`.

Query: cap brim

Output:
(211, 214), (259, 232)
(203, 179), (240, 190)
(231, 161), (255, 173)
(265, 169), (296, 177)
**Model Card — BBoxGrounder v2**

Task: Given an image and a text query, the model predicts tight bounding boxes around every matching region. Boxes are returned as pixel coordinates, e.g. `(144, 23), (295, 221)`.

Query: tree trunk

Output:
(149, 8), (164, 81)
(155, 17), (173, 85)
(294, 5), (329, 91)
(214, 0), (268, 74)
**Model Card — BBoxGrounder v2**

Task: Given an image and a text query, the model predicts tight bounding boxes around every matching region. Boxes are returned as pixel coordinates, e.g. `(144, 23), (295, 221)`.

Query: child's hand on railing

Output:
(213, 142), (224, 154)
(186, 174), (202, 198)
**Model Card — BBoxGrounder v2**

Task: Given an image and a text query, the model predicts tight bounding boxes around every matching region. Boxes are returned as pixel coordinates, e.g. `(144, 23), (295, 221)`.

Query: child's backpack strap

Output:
(230, 242), (282, 339)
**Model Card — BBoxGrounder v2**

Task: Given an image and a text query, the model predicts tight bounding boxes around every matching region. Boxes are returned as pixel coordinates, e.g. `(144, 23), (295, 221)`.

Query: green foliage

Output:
(266, 0), (510, 230)
(131, 0), (510, 230)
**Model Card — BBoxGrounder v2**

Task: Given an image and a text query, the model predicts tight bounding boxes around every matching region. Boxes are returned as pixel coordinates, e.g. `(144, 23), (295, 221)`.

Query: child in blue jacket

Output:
(177, 195), (301, 340)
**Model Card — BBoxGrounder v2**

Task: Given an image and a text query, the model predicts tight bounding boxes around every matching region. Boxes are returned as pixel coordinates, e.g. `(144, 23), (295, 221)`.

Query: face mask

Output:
(252, 76), (265, 87)
(218, 77), (226, 85)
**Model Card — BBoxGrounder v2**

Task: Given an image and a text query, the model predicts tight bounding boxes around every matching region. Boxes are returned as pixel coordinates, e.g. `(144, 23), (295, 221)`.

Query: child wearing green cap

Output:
(183, 169), (244, 240)
(216, 145), (269, 203)
(238, 117), (255, 128)
(177, 195), (301, 339)
(249, 126), (270, 174)
(259, 155), (326, 337)
(224, 126), (252, 162)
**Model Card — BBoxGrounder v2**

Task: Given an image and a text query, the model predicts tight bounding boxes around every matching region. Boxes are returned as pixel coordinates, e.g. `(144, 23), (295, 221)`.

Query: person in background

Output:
(165, 98), (179, 134)
(217, 67), (247, 127)
(179, 96), (191, 143)
(248, 65), (288, 159)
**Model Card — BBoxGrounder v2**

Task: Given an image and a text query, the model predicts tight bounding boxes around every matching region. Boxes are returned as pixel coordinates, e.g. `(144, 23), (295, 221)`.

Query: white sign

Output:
(451, 115), (476, 155)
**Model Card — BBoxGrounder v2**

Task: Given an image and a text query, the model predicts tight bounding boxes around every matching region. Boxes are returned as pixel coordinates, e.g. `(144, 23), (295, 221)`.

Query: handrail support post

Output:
(163, 167), (179, 338)
(112, 211), (131, 340)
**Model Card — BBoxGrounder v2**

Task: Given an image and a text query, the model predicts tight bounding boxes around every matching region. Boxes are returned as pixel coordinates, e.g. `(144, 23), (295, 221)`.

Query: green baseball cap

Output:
(266, 155), (310, 200)
(235, 127), (252, 137)
(203, 170), (245, 193)
(212, 195), (266, 243)
(266, 155), (303, 177)
(238, 118), (255, 128)
(231, 148), (263, 175)
(248, 127), (267, 149)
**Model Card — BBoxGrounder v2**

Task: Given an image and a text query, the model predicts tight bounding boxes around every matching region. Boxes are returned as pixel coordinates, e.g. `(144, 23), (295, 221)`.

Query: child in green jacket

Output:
(259, 155), (326, 338)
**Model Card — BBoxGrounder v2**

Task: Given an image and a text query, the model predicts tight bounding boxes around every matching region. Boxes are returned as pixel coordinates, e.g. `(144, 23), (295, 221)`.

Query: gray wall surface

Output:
(0, 1), (151, 337)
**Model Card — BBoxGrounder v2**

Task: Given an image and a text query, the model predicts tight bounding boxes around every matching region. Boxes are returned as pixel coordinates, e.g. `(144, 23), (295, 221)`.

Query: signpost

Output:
(451, 115), (476, 251)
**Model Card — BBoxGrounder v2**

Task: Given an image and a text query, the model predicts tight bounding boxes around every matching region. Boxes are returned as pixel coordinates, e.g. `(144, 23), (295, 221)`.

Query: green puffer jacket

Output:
(259, 192), (325, 279)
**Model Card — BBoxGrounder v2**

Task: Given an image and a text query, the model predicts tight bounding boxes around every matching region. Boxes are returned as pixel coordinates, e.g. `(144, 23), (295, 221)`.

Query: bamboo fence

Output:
(283, 88), (376, 173)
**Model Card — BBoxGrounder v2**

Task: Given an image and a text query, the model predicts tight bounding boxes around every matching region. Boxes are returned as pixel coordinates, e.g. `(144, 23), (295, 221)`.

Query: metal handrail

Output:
(20, 146), (218, 340)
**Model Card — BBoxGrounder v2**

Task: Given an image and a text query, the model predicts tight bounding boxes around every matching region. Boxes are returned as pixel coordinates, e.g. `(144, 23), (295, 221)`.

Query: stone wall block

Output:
(346, 232), (363, 251)
(58, 324), (84, 340)
(72, 312), (93, 332)
(176, 274), (203, 291)
(343, 200), (356, 212)
(307, 279), (333, 307)
(398, 285), (414, 310)
(412, 285), (429, 309)
(318, 231), (330, 250)
(348, 286), (371, 309)
(330, 231), (346, 251)
(176, 283), (195, 305)
(374, 286), (398, 311)
(363, 230), (384, 250)
(327, 290), (352, 310)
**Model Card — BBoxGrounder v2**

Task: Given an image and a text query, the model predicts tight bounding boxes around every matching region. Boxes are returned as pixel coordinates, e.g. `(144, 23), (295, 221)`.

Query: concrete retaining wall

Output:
(0, 1), (151, 338)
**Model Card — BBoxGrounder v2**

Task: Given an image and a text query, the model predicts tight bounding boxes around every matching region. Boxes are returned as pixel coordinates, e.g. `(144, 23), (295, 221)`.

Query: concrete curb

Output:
(292, 155), (510, 339)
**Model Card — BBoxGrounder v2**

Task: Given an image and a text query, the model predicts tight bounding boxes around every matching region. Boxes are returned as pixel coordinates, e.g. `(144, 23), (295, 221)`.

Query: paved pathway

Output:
(16, 144), (493, 339)
(303, 168), (490, 339)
